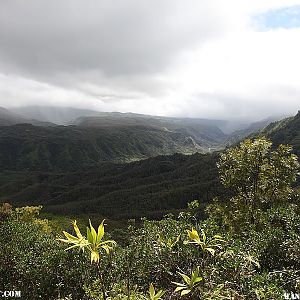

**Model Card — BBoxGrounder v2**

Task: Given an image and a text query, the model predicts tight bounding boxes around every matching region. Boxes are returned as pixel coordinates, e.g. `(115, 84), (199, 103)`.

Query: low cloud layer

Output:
(0, 0), (299, 120)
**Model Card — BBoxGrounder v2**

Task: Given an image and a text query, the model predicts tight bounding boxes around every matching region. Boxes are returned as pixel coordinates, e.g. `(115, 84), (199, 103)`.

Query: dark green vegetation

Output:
(0, 110), (299, 219)
(0, 123), (207, 169)
(0, 108), (232, 173)
(0, 152), (221, 219)
(1, 137), (299, 299)
(225, 116), (282, 145)
(0, 107), (229, 219)
(256, 110), (300, 185)
(260, 110), (300, 156)
(74, 112), (227, 148)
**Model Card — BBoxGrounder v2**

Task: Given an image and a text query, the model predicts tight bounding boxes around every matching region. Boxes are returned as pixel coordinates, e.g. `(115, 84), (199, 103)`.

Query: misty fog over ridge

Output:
(2, 105), (289, 134)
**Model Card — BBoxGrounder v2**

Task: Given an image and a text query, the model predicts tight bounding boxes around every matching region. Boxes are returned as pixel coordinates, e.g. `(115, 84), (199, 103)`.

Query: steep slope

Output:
(0, 152), (222, 218)
(259, 111), (300, 154)
(1, 111), (299, 219)
(0, 123), (205, 171)
(74, 113), (227, 150)
(225, 116), (284, 145)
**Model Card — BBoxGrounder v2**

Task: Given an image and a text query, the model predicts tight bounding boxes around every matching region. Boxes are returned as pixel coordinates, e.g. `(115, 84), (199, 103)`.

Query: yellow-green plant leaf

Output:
(89, 219), (97, 243)
(97, 220), (105, 242)
(187, 229), (199, 241)
(90, 250), (100, 263)
(174, 286), (185, 292)
(181, 289), (191, 296)
(149, 283), (155, 297)
(72, 220), (83, 239)
(178, 272), (191, 285)
(62, 231), (78, 242)
(87, 227), (93, 244)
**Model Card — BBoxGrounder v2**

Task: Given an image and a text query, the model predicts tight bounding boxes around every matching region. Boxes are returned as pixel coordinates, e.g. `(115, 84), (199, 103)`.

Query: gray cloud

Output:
(0, 0), (299, 120)
(0, 1), (227, 80)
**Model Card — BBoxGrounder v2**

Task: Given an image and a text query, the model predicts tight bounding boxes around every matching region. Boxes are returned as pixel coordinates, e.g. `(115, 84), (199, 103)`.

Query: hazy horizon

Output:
(1, 104), (293, 124)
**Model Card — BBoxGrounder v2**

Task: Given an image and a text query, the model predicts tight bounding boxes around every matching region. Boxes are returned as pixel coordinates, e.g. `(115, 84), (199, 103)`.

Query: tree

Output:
(216, 137), (299, 228)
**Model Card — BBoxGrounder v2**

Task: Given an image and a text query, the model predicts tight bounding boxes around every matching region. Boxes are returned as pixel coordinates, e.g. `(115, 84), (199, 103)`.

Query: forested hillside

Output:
(0, 111), (299, 219)
(0, 123), (205, 170)
(260, 110), (300, 156)
(1, 137), (299, 299)
(74, 113), (227, 147)
(0, 153), (222, 218)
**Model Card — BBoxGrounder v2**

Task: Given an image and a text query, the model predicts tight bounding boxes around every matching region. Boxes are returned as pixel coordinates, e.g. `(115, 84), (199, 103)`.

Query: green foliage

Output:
(0, 136), (299, 299)
(0, 217), (90, 299)
(0, 120), (222, 171)
(0, 152), (221, 219)
(84, 280), (146, 300)
(216, 137), (299, 231)
(58, 219), (116, 263)
(14, 204), (43, 221)
(172, 266), (203, 297)
(148, 283), (165, 300)
(261, 110), (300, 157)
(185, 228), (224, 255)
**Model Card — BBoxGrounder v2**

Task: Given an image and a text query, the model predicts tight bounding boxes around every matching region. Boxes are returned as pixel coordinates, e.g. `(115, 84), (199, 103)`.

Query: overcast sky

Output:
(0, 0), (300, 121)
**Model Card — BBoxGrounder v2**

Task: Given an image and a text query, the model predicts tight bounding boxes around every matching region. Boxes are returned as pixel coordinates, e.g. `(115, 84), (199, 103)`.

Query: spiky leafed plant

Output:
(58, 219), (116, 263)
(58, 219), (116, 299)
(185, 228), (224, 256)
(172, 266), (203, 297)
(148, 283), (165, 300)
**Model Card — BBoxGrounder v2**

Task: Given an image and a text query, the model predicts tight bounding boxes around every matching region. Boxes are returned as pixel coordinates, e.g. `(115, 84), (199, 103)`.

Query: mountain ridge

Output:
(0, 110), (298, 218)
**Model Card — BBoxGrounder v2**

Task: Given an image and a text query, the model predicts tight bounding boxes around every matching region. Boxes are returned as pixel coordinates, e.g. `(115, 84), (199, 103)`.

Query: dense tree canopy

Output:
(0, 137), (299, 299)
(216, 137), (299, 230)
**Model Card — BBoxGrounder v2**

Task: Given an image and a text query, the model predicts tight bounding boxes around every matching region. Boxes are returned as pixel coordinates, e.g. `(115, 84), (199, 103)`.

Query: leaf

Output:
(62, 231), (78, 242)
(205, 247), (216, 256)
(101, 244), (112, 255)
(181, 289), (191, 296)
(178, 272), (191, 284)
(89, 219), (97, 243)
(86, 227), (93, 244)
(97, 220), (105, 242)
(65, 244), (81, 251)
(156, 290), (165, 299)
(193, 277), (203, 284)
(213, 235), (223, 239)
(174, 286), (186, 292)
(187, 229), (199, 241)
(149, 283), (155, 298)
(72, 220), (83, 239)
(62, 231), (78, 243)
(172, 282), (186, 288)
(90, 250), (100, 263)
(57, 238), (69, 243)
(192, 266), (200, 277)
